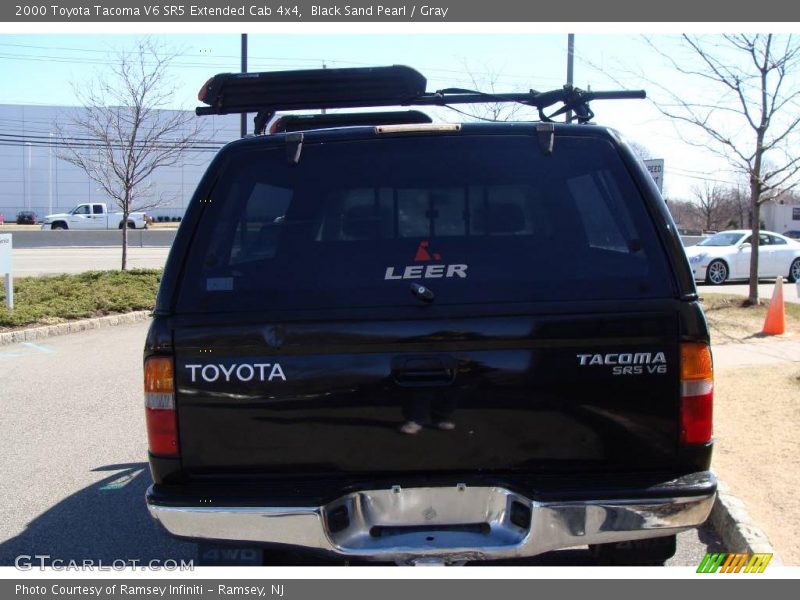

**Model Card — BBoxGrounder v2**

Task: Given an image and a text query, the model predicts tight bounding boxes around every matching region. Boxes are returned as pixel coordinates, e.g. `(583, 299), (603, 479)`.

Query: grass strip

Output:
(0, 269), (160, 330)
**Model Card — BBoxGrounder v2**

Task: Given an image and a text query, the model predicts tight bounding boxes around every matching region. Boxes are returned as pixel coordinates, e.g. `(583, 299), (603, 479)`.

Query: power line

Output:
(0, 131), (229, 144)
(0, 42), (570, 85)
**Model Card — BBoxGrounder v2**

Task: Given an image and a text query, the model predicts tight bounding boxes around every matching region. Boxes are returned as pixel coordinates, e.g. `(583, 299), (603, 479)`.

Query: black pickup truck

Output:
(144, 67), (715, 566)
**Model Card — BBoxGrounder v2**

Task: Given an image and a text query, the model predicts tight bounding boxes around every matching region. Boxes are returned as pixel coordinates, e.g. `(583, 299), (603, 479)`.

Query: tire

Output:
(589, 535), (677, 566)
(50, 222), (67, 230)
(705, 259), (729, 285)
(789, 258), (800, 283)
(118, 221), (136, 229)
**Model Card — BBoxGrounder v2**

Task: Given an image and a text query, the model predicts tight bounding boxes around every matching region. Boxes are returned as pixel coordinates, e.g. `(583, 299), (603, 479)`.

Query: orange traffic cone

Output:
(762, 277), (786, 336)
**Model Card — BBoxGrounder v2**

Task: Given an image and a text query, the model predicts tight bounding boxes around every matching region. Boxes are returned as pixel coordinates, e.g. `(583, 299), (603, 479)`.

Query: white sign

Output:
(644, 159), (665, 193)
(0, 233), (12, 310)
(0, 234), (11, 274)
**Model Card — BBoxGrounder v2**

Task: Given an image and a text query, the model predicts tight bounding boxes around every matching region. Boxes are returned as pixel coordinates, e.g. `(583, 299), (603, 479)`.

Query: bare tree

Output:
(691, 181), (728, 231)
(453, 60), (528, 122)
(721, 185), (750, 229)
(643, 34), (800, 303)
(55, 38), (205, 270)
(665, 197), (702, 231)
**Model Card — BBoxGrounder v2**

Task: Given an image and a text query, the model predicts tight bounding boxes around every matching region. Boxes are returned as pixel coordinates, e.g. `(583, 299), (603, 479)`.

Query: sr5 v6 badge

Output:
(577, 352), (667, 375)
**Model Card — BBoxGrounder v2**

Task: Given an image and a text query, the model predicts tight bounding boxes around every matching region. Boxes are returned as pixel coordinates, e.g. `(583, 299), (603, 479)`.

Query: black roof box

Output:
(198, 65), (427, 115)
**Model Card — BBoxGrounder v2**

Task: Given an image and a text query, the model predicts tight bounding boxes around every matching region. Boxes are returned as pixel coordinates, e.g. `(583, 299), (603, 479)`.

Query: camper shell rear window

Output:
(178, 133), (672, 313)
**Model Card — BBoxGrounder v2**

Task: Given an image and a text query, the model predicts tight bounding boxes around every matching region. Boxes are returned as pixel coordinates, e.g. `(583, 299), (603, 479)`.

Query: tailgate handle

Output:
(391, 356), (457, 387)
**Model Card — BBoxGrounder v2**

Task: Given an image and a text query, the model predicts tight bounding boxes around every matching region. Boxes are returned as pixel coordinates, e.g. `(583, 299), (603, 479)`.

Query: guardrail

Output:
(7, 229), (177, 249)
(681, 235), (708, 247)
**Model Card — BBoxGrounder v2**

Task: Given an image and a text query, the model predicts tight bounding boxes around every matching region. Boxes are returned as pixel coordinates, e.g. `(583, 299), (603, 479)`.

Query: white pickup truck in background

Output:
(41, 203), (149, 230)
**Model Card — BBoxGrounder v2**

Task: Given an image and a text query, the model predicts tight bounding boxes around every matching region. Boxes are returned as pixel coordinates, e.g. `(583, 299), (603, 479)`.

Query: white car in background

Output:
(685, 229), (800, 285)
(41, 202), (148, 230)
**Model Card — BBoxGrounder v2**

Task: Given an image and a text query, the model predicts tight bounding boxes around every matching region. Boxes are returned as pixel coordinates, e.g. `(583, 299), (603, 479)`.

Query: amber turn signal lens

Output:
(144, 356), (174, 394)
(680, 343), (713, 381)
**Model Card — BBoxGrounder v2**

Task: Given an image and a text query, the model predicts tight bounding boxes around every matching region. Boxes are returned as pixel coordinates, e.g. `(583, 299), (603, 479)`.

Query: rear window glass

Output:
(178, 134), (672, 312)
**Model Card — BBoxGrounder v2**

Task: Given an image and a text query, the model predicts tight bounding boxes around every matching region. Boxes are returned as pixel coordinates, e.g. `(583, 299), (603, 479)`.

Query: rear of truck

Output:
(144, 124), (715, 564)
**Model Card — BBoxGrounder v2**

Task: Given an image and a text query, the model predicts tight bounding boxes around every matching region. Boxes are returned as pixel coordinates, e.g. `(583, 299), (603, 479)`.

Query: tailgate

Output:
(173, 309), (680, 476)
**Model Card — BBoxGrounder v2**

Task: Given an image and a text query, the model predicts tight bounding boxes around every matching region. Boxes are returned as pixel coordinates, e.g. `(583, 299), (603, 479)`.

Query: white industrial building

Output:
(0, 104), (239, 223)
(5, 102), (799, 235)
(763, 198), (800, 235)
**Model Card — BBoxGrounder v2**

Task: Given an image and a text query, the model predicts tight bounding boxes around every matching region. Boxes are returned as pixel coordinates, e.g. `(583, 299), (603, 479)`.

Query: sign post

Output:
(644, 159), (665, 193)
(0, 233), (12, 310)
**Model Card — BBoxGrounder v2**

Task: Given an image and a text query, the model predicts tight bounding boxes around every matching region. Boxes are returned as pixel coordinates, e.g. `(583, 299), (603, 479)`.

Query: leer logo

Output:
(384, 240), (468, 280)
(696, 552), (773, 573)
(414, 240), (442, 262)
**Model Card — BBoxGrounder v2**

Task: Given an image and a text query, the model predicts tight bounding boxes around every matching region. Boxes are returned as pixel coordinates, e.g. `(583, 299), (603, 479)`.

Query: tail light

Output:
(144, 356), (179, 457)
(679, 343), (713, 444)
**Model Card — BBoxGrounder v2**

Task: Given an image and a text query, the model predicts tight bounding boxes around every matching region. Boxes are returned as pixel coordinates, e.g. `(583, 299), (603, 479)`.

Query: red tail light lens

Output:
(679, 343), (713, 444)
(144, 356), (179, 457)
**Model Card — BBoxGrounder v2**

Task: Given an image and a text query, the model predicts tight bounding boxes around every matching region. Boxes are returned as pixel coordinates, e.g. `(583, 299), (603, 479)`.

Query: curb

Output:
(710, 475), (783, 565)
(0, 310), (151, 346)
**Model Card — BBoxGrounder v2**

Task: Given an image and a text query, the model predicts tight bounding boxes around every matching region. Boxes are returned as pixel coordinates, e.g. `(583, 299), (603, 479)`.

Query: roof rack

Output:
(196, 65), (646, 134)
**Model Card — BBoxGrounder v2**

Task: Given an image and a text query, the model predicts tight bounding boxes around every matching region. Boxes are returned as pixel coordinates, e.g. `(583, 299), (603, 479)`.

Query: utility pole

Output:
(240, 33), (248, 137)
(566, 33), (575, 123)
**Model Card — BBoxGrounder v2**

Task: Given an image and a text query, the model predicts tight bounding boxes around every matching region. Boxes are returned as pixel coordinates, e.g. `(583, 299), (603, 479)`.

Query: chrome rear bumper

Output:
(147, 475), (715, 564)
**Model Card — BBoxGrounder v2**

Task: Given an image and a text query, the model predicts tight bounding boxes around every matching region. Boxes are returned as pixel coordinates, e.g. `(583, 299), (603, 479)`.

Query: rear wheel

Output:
(789, 258), (800, 283)
(589, 535), (677, 566)
(705, 259), (729, 285)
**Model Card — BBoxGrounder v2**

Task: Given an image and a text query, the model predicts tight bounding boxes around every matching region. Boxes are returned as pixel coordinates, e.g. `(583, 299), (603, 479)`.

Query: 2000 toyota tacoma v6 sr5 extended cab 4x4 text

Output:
(143, 66), (715, 566)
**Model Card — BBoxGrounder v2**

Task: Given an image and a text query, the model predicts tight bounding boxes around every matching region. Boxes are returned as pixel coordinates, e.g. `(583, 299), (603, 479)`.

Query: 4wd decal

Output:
(576, 352), (667, 376)
(185, 363), (286, 383)
(385, 240), (468, 280)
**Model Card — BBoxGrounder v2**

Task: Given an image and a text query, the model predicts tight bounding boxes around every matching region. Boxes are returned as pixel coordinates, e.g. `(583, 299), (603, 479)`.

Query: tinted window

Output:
(698, 232), (746, 246)
(742, 234), (771, 246)
(179, 135), (673, 313)
(769, 235), (787, 245)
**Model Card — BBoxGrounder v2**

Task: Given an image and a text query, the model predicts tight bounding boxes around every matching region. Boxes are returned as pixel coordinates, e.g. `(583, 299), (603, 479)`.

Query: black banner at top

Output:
(3, 0), (800, 22)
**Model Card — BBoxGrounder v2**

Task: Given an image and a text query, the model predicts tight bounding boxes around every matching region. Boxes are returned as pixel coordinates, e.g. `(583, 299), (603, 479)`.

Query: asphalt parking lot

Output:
(0, 321), (723, 567)
(11, 247), (169, 276)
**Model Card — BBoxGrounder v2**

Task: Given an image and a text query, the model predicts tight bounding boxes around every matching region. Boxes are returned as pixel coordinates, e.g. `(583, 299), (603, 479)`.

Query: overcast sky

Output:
(1, 33), (798, 200)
